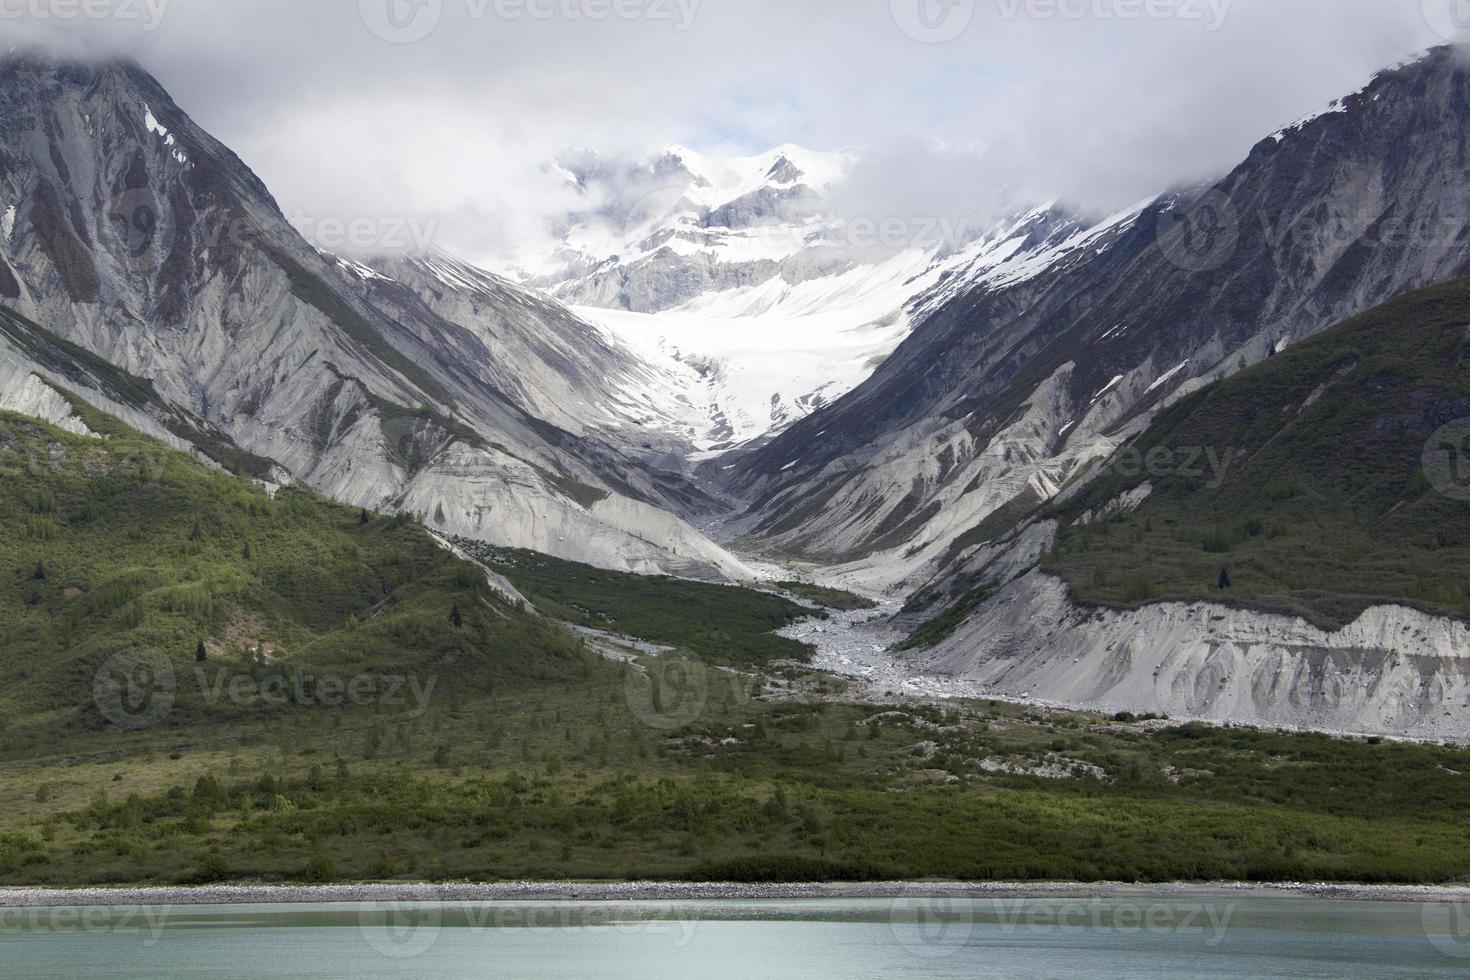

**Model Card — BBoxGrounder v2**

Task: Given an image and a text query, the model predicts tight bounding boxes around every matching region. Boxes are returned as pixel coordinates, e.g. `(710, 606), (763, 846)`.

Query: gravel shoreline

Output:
(1, 880), (1466, 908)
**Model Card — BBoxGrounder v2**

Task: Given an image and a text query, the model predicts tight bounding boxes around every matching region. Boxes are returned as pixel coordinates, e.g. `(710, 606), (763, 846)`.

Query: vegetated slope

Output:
(719, 47), (1470, 589)
(1, 412), (1467, 887)
(457, 541), (819, 667)
(0, 405), (589, 744)
(1043, 278), (1470, 629)
(6, 676), (1470, 885)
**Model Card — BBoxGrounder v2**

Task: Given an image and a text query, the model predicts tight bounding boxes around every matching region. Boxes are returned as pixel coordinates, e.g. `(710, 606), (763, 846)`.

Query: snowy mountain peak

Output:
(641, 143), (854, 210)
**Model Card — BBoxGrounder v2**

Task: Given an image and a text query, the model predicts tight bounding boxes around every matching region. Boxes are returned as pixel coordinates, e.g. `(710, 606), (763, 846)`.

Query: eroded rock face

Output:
(0, 56), (751, 580)
(723, 49), (1470, 584)
(920, 571), (1470, 742)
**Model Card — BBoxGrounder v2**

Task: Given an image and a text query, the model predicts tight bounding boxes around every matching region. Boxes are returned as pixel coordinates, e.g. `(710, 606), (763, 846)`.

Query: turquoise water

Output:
(3, 897), (1468, 977)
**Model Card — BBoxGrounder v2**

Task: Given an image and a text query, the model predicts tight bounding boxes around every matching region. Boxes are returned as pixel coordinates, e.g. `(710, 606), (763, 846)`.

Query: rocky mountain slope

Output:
(0, 55), (750, 580)
(907, 279), (1470, 740)
(718, 48), (1470, 594)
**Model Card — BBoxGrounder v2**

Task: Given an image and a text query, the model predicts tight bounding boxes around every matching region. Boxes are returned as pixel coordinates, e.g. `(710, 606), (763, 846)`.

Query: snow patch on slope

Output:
(575, 244), (968, 449)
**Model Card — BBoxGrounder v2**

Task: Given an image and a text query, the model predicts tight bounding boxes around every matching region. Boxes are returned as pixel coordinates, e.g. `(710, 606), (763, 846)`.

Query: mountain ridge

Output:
(716, 46), (1470, 594)
(0, 53), (753, 581)
(897, 280), (1470, 740)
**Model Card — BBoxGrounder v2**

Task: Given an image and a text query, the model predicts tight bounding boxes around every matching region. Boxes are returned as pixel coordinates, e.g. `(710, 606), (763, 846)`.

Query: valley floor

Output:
(4, 653), (1470, 888)
(3, 539), (1468, 890)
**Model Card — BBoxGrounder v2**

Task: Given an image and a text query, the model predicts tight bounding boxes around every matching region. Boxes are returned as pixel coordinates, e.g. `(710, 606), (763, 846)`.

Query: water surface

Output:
(5, 896), (1468, 977)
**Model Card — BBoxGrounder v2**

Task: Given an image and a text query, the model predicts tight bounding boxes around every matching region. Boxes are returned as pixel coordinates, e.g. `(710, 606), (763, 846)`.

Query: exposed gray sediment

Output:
(1, 881), (1466, 908)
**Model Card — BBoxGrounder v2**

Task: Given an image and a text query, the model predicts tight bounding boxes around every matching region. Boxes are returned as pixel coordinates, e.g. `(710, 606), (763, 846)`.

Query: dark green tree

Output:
(196, 640), (208, 663)
(1218, 566), (1233, 590)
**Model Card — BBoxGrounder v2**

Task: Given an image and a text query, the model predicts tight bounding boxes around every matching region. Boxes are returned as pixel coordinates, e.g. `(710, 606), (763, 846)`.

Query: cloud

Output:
(7, 0), (1455, 261)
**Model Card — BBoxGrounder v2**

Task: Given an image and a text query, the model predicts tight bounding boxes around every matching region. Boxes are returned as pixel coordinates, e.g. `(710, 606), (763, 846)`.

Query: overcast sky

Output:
(9, 0), (1462, 261)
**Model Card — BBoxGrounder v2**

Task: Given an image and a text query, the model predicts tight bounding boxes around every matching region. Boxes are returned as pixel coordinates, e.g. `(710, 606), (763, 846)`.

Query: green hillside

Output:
(0, 404), (589, 746)
(1044, 278), (1470, 628)
(459, 542), (821, 667)
(0, 380), (1468, 889)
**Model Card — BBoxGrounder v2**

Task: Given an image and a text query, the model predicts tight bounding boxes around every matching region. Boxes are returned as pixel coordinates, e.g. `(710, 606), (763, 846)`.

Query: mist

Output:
(7, 0), (1459, 261)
